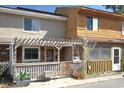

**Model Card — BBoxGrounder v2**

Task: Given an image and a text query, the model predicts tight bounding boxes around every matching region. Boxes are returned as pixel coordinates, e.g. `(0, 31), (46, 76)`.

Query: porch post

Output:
(9, 43), (14, 76)
(72, 46), (74, 61)
(57, 48), (60, 62)
(9, 43), (14, 63)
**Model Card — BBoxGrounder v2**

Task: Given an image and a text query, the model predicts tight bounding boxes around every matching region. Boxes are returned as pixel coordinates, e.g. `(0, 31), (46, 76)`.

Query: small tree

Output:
(103, 5), (124, 14)
(72, 39), (96, 79)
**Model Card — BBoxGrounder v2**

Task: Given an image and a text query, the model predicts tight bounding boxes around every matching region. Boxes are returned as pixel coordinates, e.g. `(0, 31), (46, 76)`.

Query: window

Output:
(23, 47), (40, 61)
(89, 44), (111, 61)
(89, 47), (100, 60)
(87, 17), (92, 30)
(101, 47), (111, 60)
(24, 18), (40, 32)
(87, 17), (98, 31)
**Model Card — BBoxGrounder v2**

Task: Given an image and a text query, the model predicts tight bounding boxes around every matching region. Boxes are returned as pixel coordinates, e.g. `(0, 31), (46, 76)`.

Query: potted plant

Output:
(16, 71), (31, 87)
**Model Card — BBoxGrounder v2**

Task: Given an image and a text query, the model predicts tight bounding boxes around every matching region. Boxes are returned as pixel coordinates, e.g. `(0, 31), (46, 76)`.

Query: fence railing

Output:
(87, 60), (112, 73)
(13, 60), (113, 81)
(13, 62), (60, 81)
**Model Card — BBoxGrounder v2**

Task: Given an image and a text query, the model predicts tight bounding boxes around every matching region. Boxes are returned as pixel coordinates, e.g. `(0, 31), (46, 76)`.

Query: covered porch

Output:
(2, 37), (124, 81)
(12, 37), (85, 81)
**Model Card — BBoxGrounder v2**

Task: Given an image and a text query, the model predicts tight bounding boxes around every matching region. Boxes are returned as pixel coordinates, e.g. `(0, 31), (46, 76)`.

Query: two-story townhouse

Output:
(0, 6), (85, 81)
(2, 6), (124, 81)
(0, 6), (68, 63)
(56, 6), (124, 72)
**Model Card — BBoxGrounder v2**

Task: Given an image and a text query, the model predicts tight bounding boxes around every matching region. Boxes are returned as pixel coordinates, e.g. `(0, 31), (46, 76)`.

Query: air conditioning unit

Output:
(73, 56), (82, 63)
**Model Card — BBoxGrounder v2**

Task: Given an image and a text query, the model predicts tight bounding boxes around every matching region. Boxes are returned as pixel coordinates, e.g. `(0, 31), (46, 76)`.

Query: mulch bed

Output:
(0, 82), (14, 88)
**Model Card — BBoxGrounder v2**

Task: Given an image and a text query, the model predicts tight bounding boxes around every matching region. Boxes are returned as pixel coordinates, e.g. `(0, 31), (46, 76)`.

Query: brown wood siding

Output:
(56, 7), (124, 39)
(60, 47), (65, 61)
(56, 8), (78, 38)
(0, 45), (9, 62)
(87, 60), (112, 74)
(17, 46), (22, 63)
(121, 59), (124, 71)
(77, 15), (124, 39)
(40, 47), (45, 62)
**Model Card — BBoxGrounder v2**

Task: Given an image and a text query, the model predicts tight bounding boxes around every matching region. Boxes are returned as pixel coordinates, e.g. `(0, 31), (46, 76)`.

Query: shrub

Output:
(17, 72), (30, 81)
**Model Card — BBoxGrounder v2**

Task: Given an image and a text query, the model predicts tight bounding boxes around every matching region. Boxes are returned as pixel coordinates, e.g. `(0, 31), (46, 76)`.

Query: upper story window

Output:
(24, 18), (40, 32)
(87, 17), (98, 31)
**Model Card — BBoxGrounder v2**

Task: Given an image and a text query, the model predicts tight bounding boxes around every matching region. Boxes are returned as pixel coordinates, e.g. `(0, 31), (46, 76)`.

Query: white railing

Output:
(13, 62), (60, 81)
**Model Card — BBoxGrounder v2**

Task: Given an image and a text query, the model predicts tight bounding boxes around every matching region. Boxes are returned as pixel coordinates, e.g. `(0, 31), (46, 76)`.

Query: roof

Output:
(0, 6), (67, 21)
(0, 37), (15, 44)
(80, 36), (124, 44)
(56, 6), (124, 20)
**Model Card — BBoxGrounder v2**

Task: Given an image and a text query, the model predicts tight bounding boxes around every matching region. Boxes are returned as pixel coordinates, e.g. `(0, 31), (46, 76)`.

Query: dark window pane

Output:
(24, 48), (39, 60)
(114, 57), (119, 64)
(87, 17), (92, 30)
(114, 49), (119, 56)
(24, 18), (32, 31)
(32, 49), (38, 59)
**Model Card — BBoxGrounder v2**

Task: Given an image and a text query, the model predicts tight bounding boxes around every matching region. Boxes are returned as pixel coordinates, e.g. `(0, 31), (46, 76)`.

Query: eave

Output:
(0, 7), (67, 21)
(78, 8), (124, 20)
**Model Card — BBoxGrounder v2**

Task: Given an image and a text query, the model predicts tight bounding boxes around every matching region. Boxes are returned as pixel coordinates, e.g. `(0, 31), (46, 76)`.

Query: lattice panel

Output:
(0, 62), (8, 75)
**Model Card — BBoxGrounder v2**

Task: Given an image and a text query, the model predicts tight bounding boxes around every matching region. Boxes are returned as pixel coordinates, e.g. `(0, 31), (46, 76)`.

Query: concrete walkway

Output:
(19, 73), (124, 88)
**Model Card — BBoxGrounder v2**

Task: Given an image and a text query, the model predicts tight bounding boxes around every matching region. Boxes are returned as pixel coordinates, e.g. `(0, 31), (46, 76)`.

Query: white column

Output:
(9, 43), (14, 75)
(57, 48), (60, 63)
(44, 47), (47, 62)
(9, 43), (14, 63)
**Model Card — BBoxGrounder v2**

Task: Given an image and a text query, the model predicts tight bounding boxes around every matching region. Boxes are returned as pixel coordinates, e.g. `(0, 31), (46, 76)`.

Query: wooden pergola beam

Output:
(15, 37), (87, 48)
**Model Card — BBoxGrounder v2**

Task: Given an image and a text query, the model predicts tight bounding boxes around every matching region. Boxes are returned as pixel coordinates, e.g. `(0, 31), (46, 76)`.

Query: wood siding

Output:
(87, 60), (112, 74)
(56, 8), (78, 38)
(77, 15), (124, 39)
(0, 45), (9, 62)
(17, 46), (22, 63)
(56, 7), (124, 39)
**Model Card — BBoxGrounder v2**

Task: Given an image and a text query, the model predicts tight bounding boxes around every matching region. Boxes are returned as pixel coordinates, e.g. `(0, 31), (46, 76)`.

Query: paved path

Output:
(67, 78), (124, 88)
(17, 73), (124, 88)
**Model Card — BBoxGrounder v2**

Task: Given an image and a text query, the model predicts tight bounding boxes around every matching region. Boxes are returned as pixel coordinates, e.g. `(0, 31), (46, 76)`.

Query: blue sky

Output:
(4, 5), (112, 13)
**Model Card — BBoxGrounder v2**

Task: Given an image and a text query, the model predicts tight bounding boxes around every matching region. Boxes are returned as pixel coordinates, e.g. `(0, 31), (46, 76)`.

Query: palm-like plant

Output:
(17, 72), (30, 80)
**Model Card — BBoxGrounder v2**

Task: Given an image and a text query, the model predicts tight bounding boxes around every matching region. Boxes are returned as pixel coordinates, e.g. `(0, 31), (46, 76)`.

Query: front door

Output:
(112, 47), (121, 71)
(46, 48), (54, 62)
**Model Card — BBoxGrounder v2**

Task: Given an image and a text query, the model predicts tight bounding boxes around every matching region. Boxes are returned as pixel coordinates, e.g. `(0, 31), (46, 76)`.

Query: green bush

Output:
(17, 72), (30, 81)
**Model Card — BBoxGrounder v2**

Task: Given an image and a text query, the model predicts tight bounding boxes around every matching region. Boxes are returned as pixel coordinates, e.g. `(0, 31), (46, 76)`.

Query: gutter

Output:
(0, 7), (67, 21)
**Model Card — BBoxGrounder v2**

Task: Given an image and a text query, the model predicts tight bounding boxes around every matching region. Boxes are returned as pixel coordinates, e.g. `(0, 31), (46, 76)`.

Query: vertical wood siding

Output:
(121, 59), (124, 71)
(87, 60), (112, 74)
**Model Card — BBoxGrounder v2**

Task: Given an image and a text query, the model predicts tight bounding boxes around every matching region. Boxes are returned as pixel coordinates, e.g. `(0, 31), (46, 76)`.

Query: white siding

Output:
(0, 13), (66, 39)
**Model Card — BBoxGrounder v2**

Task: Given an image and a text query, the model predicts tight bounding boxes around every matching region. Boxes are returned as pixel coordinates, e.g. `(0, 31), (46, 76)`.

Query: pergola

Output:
(14, 37), (90, 63)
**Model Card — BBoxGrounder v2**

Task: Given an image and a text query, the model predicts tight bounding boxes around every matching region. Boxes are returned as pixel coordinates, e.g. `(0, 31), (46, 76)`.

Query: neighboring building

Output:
(56, 6), (124, 71)
(0, 6), (67, 63)
(1, 6), (124, 81)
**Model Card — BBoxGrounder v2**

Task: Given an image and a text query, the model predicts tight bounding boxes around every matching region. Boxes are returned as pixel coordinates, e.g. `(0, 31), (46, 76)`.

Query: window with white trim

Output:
(87, 17), (98, 31)
(24, 18), (40, 32)
(23, 47), (40, 61)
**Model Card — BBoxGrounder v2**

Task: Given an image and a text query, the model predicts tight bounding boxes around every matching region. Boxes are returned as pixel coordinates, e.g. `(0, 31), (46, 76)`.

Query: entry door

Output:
(112, 47), (121, 71)
(46, 49), (54, 62)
